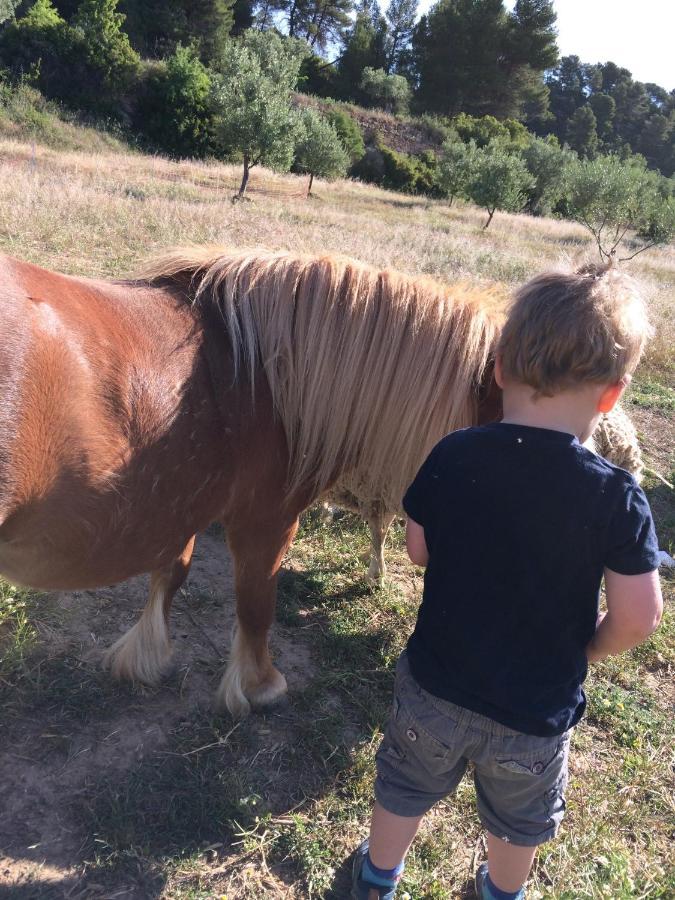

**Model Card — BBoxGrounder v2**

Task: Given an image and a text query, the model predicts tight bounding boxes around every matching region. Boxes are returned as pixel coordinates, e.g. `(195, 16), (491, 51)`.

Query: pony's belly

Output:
(0, 518), (188, 591)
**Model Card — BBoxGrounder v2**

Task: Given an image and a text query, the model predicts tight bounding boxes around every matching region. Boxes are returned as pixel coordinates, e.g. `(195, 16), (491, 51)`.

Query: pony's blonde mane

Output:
(139, 248), (505, 509)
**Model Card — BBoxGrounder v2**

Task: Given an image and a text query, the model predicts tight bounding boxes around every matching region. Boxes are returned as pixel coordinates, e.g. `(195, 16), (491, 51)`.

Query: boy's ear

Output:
(597, 376), (631, 414)
(494, 355), (505, 389)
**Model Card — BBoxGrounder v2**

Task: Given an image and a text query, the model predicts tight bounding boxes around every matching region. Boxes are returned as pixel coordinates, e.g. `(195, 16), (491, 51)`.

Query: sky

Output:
(416, 0), (675, 91)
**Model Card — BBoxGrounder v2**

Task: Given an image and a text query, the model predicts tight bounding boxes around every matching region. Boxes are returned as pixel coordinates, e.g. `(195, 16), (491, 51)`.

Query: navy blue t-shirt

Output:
(403, 423), (661, 737)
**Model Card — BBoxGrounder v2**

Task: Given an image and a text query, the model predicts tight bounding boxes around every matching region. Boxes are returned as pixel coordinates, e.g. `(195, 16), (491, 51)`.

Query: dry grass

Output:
(0, 132), (672, 899)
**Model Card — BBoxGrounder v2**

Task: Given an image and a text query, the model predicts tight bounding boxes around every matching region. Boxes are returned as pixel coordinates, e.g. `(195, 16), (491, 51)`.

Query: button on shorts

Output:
(374, 652), (571, 847)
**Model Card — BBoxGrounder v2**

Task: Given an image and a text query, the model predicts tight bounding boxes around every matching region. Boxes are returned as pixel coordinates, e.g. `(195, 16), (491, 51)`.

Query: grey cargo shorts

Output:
(375, 652), (571, 846)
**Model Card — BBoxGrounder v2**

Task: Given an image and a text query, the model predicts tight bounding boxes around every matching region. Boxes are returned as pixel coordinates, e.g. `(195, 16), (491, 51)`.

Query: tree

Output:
(72, 0), (139, 92)
(566, 105), (598, 159)
(505, 0), (557, 71)
(359, 65), (410, 113)
(295, 107), (349, 195)
(0, 0), (71, 99)
(210, 31), (306, 198)
(412, 0), (507, 116)
(384, 0), (416, 73)
(0, 0), (21, 26)
(468, 143), (534, 228)
(338, 5), (387, 102)
(230, 0), (253, 34)
(436, 138), (478, 205)
(291, 0), (353, 51)
(521, 135), (573, 215)
(566, 155), (674, 259)
(588, 93), (615, 145)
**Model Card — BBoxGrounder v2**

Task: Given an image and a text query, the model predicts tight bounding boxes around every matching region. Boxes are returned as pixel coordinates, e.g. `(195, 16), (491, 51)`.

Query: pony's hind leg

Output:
(103, 535), (196, 685)
(217, 515), (300, 718)
(366, 510), (396, 585)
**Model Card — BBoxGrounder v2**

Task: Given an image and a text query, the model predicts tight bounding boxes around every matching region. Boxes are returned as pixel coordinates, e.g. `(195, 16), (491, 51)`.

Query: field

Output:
(0, 126), (673, 900)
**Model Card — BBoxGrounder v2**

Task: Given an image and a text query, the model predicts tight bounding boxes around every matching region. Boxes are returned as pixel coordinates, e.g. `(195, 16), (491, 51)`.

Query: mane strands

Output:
(139, 248), (505, 509)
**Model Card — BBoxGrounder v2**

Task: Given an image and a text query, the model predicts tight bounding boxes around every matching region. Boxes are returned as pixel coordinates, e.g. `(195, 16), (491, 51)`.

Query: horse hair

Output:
(138, 248), (506, 510)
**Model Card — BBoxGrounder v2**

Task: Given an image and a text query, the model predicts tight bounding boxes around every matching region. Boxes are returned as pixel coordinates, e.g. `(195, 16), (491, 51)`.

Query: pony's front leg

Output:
(104, 535), (196, 684)
(217, 515), (300, 717)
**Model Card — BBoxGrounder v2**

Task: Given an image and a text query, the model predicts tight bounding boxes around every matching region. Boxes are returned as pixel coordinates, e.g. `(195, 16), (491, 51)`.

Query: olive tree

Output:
(360, 66), (411, 115)
(566, 155), (675, 259)
(436, 138), (478, 206)
(521, 136), (575, 216)
(295, 108), (349, 197)
(468, 144), (534, 229)
(210, 31), (307, 198)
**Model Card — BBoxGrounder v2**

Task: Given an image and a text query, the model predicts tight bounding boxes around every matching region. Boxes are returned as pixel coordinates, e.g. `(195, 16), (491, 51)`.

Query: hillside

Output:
(0, 130), (672, 899)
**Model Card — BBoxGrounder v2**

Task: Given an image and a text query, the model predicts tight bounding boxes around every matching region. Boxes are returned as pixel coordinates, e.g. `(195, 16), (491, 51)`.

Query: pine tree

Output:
(412, 0), (507, 116)
(384, 0), (416, 74)
(566, 105), (598, 160)
(338, 6), (384, 101)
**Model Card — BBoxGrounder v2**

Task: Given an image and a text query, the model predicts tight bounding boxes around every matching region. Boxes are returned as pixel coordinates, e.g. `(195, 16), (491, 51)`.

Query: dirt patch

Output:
(0, 529), (317, 899)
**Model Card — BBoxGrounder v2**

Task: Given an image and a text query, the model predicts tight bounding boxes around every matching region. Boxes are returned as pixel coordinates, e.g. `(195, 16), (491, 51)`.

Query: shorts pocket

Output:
(495, 733), (570, 777)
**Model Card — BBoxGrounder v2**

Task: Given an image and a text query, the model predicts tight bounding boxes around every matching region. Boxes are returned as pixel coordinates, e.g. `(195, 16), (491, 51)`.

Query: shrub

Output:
(326, 109), (366, 166)
(0, 0), (139, 114)
(136, 46), (213, 158)
(380, 142), (419, 191)
(452, 113), (530, 150)
(325, 108), (365, 164)
(294, 108), (349, 196)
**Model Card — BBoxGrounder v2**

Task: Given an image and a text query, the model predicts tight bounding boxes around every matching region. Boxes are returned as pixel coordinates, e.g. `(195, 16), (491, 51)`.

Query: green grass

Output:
(627, 377), (675, 413)
(0, 580), (42, 677)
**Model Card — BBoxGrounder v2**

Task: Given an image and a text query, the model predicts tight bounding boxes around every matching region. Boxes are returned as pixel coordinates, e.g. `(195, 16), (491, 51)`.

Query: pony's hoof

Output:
(247, 668), (288, 709)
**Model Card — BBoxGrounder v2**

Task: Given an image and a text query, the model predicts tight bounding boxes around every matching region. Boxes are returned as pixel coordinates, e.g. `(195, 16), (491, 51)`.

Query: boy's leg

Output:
(486, 832), (536, 892)
(368, 802), (424, 867)
(473, 727), (571, 898)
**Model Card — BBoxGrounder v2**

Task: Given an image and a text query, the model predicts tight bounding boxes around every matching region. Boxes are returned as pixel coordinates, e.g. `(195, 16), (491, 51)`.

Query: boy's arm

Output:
(406, 517), (429, 567)
(586, 568), (663, 663)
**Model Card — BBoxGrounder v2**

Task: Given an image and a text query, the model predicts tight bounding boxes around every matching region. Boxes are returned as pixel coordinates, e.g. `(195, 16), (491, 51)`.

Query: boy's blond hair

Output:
(498, 262), (652, 396)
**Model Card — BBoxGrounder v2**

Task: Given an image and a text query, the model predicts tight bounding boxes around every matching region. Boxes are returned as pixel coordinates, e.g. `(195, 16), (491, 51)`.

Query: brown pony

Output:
(0, 248), (503, 716)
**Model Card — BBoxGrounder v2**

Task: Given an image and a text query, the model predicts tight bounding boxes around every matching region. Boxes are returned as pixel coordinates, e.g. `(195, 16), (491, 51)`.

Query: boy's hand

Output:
(586, 569), (662, 663)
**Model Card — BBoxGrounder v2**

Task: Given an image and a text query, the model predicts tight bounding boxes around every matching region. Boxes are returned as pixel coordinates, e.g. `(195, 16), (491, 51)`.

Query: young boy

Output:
(352, 263), (663, 900)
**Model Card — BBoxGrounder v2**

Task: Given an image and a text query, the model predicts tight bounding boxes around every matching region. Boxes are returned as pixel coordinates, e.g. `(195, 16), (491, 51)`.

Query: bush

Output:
(136, 46), (213, 158)
(325, 107), (365, 164)
(352, 136), (437, 194)
(452, 113), (530, 150)
(0, 0), (139, 114)
(359, 67), (411, 115)
(380, 142), (420, 191)
(0, 0), (70, 91)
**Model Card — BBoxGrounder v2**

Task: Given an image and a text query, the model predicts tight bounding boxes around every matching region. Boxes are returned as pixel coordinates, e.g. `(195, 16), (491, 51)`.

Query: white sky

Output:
(416, 0), (675, 91)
